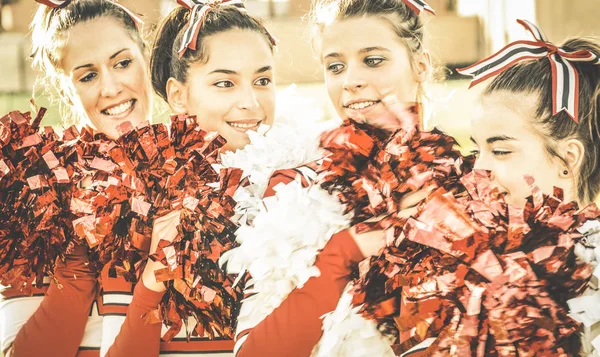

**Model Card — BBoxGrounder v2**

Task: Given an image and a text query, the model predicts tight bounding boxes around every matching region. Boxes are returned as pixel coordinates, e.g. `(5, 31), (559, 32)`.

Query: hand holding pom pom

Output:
(0, 109), (243, 342)
(349, 186), (434, 257)
(353, 171), (598, 357)
(142, 210), (181, 292)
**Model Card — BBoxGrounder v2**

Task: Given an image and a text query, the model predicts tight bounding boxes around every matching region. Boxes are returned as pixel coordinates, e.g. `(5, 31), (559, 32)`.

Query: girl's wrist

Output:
(141, 259), (167, 292)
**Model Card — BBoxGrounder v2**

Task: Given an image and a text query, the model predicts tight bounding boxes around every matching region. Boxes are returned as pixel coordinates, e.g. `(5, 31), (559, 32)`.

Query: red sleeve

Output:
(104, 280), (165, 357)
(11, 250), (98, 357)
(263, 168), (311, 198)
(236, 229), (365, 357)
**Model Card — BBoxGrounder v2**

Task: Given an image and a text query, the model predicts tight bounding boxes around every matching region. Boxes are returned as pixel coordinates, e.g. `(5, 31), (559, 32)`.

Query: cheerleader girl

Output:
(0, 0), (152, 356)
(99, 1), (319, 356)
(463, 20), (600, 355)
(226, 1), (437, 356)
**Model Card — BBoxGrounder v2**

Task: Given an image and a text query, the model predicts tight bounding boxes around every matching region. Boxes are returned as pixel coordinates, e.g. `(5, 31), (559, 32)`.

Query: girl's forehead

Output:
(482, 91), (540, 125)
(472, 92), (540, 139)
(320, 16), (402, 50)
(186, 31), (273, 79)
(60, 18), (138, 71)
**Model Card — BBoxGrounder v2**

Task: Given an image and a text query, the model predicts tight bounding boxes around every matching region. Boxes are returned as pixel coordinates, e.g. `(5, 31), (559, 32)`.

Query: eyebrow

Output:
(470, 135), (517, 145)
(323, 52), (342, 60)
(323, 47), (389, 60)
(256, 65), (272, 74)
(72, 48), (129, 72)
(209, 66), (272, 76)
(209, 69), (238, 75)
(359, 46), (391, 54)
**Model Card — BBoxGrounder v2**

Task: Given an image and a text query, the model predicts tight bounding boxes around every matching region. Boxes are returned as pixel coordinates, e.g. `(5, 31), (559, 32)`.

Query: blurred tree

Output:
(268, 0), (275, 18)
(0, 0), (20, 32)
(448, 0), (458, 12)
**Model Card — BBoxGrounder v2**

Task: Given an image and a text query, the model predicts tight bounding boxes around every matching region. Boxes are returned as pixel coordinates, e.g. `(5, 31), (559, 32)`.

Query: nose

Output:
(237, 84), (259, 111)
(342, 65), (367, 92)
(100, 70), (123, 98)
(473, 152), (495, 179)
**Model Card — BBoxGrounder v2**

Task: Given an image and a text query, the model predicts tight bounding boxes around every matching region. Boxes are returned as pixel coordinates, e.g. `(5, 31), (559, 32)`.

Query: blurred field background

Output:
(0, 0), (599, 355)
(1, 0), (599, 150)
(0, 80), (480, 150)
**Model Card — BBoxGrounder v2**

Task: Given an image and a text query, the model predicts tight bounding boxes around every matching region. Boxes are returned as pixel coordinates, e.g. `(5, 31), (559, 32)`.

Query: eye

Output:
(470, 149), (480, 157)
(115, 59), (132, 69)
(364, 56), (384, 67)
(79, 72), (97, 83)
(492, 149), (512, 156)
(254, 77), (272, 86)
(327, 62), (345, 74)
(214, 80), (235, 88)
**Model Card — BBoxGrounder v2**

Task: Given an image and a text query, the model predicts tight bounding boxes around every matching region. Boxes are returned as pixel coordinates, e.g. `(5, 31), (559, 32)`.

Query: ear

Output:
(166, 78), (188, 114)
(561, 138), (585, 174)
(414, 51), (432, 83)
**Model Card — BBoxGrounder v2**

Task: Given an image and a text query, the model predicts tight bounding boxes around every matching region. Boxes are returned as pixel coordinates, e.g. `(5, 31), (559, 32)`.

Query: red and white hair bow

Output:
(35, 0), (143, 28)
(458, 19), (600, 123)
(177, 0), (277, 58)
(402, 0), (435, 15)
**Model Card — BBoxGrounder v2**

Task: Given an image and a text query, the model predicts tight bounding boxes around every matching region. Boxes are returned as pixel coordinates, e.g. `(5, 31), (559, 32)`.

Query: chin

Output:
(223, 138), (250, 153)
(125, 112), (147, 127)
(103, 128), (121, 141)
(506, 195), (527, 208)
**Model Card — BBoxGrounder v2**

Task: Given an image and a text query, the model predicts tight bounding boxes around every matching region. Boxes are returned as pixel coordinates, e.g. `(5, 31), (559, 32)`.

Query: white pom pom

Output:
(222, 181), (349, 334)
(312, 283), (395, 357)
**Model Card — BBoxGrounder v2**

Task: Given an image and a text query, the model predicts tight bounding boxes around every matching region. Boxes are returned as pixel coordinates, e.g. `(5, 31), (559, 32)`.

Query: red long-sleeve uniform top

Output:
(8, 247), (99, 357)
(234, 169), (365, 357)
(3, 254), (233, 357)
(4, 168), (362, 357)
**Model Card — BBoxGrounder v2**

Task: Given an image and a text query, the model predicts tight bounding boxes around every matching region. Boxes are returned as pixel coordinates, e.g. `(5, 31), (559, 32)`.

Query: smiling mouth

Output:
(101, 99), (136, 117)
(345, 100), (381, 110)
(227, 120), (263, 132)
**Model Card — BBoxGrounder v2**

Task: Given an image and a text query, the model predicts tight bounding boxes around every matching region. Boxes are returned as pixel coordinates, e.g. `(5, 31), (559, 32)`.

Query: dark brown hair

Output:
(30, 0), (145, 122)
(484, 38), (600, 204)
(150, 5), (275, 102)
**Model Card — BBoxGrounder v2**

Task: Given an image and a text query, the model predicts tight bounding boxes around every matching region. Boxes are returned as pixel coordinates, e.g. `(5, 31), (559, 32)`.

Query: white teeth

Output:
(228, 121), (260, 129)
(347, 101), (378, 110)
(104, 100), (134, 116)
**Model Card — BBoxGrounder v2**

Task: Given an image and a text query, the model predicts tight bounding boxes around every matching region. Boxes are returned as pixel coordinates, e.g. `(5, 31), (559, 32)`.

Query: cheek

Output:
(134, 67), (150, 97)
(390, 69), (418, 100)
(130, 68), (152, 114)
(325, 75), (339, 98)
(526, 159), (564, 194)
(325, 77), (343, 112)
(475, 155), (523, 195)
(366, 71), (388, 88)
(259, 92), (276, 125)
(72, 82), (96, 113)
(367, 61), (418, 102)
(493, 156), (559, 204)
(190, 91), (233, 130)
(494, 162), (525, 193)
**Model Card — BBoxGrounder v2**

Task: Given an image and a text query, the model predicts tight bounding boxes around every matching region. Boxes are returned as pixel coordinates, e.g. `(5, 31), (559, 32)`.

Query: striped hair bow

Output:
(177, 0), (277, 58)
(458, 19), (600, 123)
(402, 0), (435, 15)
(35, 0), (143, 27)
